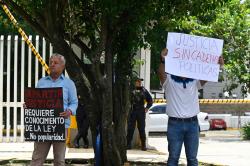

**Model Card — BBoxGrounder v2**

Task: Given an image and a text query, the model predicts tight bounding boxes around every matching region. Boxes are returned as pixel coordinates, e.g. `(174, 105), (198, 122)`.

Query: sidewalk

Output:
(0, 142), (171, 165)
(198, 130), (250, 166)
(149, 130), (250, 166)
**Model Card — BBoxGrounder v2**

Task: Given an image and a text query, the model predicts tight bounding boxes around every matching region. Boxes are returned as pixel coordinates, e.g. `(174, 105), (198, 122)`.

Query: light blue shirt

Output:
(36, 74), (78, 128)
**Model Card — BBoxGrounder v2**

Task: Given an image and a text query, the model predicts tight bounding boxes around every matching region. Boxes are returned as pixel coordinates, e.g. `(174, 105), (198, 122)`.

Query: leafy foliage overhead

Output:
(148, 0), (250, 95)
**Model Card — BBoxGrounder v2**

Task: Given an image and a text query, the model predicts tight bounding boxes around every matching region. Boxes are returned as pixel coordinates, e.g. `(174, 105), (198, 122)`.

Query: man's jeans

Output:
(167, 118), (199, 166)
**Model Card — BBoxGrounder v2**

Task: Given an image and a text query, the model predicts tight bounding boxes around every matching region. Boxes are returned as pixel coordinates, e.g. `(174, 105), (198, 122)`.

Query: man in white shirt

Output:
(158, 48), (224, 166)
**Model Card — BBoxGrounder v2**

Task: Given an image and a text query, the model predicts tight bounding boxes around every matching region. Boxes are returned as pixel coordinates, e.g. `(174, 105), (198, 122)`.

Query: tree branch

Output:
(72, 36), (91, 55)
(4, 0), (50, 39)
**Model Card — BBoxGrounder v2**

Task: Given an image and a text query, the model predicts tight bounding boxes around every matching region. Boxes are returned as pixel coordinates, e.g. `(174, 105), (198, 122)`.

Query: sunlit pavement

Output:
(148, 130), (250, 166)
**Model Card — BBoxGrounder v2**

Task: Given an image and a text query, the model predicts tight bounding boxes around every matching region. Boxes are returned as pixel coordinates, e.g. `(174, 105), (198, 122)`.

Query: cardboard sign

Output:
(166, 32), (224, 82)
(24, 87), (65, 142)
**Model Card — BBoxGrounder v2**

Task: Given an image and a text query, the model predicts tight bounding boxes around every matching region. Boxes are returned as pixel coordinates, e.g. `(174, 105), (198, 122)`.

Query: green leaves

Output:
(148, 0), (250, 94)
(241, 122), (250, 140)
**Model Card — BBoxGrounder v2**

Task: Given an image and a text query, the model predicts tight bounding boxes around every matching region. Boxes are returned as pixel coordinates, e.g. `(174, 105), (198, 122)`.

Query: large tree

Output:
(2, 0), (226, 165)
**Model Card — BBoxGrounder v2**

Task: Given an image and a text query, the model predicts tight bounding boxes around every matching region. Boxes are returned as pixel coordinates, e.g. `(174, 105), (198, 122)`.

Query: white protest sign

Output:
(165, 32), (223, 82)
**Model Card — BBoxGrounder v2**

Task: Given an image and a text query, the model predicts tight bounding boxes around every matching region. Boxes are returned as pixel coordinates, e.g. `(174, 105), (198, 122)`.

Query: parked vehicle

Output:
(147, 103), (210, 132)
(209, 119), (227, 130)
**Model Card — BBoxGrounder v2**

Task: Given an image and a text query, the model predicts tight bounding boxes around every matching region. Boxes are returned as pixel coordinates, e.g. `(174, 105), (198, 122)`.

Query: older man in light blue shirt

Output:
(30, 53), (78, 166)
(37, 74), (78, 128)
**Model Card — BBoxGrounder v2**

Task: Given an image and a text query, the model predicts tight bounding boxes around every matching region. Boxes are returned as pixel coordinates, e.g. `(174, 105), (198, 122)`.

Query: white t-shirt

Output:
(162, 74), (202, 118)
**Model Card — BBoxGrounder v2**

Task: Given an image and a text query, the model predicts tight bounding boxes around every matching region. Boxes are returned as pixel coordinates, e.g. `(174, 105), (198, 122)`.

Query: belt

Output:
(169, 116), (197, 122)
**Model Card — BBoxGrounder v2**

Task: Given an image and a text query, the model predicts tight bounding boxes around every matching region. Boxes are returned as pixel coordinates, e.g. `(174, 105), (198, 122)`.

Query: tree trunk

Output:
(50, 33), (130, 165)
(101, 36), (122, 165)
(114, 82), (130, 163)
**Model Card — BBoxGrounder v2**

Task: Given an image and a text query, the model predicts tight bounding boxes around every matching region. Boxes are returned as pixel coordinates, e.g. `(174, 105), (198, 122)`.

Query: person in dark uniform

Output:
(127, 78), (153, 151)
(74, 96), (89, 148)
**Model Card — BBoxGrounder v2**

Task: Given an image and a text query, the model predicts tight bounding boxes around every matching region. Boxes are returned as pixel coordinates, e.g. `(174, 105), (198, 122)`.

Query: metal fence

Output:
(0, 35), (53, 142)
(0, 35), (151, 143)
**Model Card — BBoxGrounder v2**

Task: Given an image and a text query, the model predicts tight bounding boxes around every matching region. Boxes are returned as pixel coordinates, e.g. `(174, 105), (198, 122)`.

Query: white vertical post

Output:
(49, 43), (53, 75)
(65, 70), (69, 77)
(145, 48), (151, 90)
(6, 36), (11, 142)
(50, 43), (53, 55)
(42, 38), (46, 77)
(139, 47), (151, 91)
(35, 35), (39, 85)
(28, 36), (32, 87)
(64, 45), (68, 77)
(13, 36), (18, 142)
(0, 36), (4, 142)
(20, 37), (25, 142)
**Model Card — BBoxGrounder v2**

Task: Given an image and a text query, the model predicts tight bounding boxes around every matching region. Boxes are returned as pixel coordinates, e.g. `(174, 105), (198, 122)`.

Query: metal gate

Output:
(0, 35), (53, 142)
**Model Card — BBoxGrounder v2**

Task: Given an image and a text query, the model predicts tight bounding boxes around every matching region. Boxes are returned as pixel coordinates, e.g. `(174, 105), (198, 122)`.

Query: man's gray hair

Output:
(50, 53), (66, 65)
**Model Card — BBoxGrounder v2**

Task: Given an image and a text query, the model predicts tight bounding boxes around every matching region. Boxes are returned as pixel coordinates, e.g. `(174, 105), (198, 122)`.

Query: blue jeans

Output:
(167, 119), (199, 166)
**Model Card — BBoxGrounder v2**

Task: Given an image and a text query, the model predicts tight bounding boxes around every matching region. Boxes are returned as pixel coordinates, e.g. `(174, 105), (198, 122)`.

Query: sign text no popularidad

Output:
(165, 32), (224, 82)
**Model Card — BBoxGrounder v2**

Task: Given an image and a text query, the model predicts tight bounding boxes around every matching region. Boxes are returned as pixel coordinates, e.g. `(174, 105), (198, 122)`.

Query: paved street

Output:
(0, 130), (249, 165)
